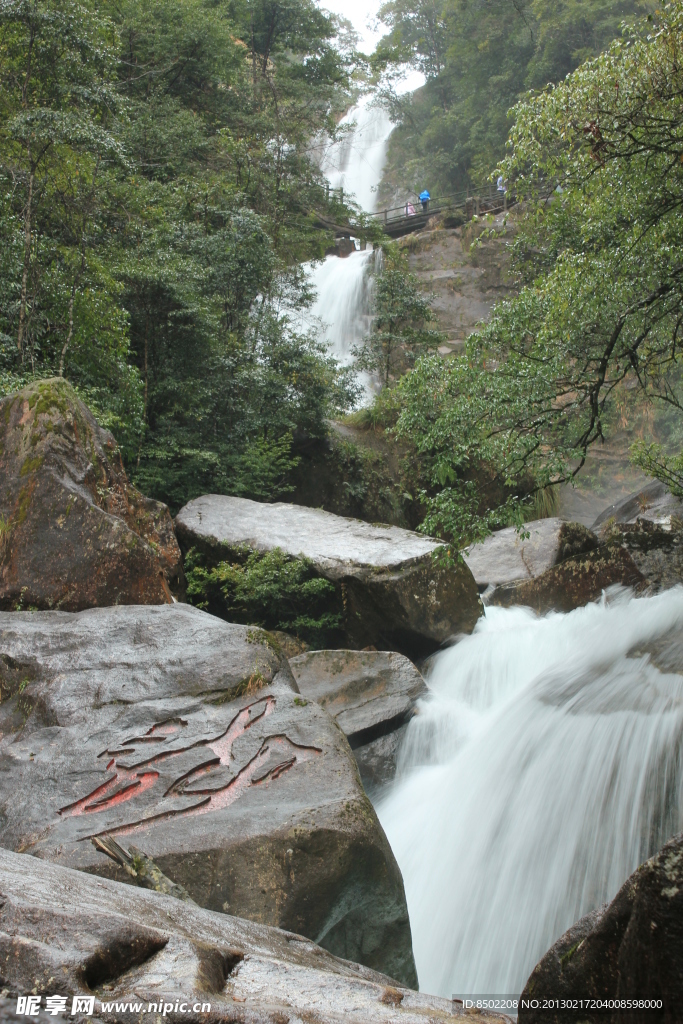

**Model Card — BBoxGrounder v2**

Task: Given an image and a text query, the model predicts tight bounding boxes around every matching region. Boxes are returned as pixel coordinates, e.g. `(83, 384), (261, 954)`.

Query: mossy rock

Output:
(0, 378), (184, 610)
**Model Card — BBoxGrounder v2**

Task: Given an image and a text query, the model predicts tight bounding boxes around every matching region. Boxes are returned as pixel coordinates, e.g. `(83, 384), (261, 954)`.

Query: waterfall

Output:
(304, 249), (377, 364)
(377, 588), (683, 998)
(302, 95), (393, 396)
(319, 93), (394, 213)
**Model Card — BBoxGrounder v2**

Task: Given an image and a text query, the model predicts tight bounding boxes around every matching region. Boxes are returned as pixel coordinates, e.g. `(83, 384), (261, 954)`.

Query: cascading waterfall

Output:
(302, 95), (393, 394)
(319, 93), (394, 213)
(303, 248), (378, 364)
(377, 588), (683, 998)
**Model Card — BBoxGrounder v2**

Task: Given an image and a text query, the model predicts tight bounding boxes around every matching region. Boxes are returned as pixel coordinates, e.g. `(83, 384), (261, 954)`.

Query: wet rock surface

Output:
(289, 650), (426, 793)
(592, 480), (683, 534)
(519, 830), (683, 1023)
(0, 603), (417, 986)
(0, 848), (511, 1024)
(0, 378), (183, 610)
(289, 650), (426, 746)
(491, 544), (647, 613)
(175, 495), (482, 656)
(462, 518), (598, 595)
(487, 486), (683, 613)
(352, 726), (410, 795)
(403, 216), (518, 350)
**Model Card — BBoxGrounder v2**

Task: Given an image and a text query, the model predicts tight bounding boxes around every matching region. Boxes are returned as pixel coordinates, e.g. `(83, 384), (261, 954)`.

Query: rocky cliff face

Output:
(401, 213), (518, 357)
(0, 378), (183, 609)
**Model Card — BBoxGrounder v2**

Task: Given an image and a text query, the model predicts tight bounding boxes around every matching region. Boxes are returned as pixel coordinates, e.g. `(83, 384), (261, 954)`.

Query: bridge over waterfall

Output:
(316, 183), (512, 243)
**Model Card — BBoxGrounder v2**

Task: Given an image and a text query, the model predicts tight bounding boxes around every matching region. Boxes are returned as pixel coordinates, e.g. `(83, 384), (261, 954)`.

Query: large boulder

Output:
(0, 378), (183, 609)
(519, 830), (683, 1023)
(491, 544), (647, 614)
(0, 849), (511, 1024)
(289, 649), (426, 793)
(0, 603), (417, 986)
(175, 495), (482, 656)
(491, 486), (683, 614)
(591, 482), (683, 594)
(592, 479), (683, 534)
(462, 517), (598, 599)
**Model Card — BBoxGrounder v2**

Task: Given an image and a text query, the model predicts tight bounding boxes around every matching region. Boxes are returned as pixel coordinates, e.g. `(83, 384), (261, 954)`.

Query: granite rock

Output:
(520, 830), (683, 1023)
(592, 480), (683, 536)
(0, 603), (417, 986)
(0, 848), (511, 1024)
(462, 518), (598, 596)
(175, 495), (482, 656)
(0, 378), (183, 610)
(289, 650), (426, 747)
(289, 650), (425, 793)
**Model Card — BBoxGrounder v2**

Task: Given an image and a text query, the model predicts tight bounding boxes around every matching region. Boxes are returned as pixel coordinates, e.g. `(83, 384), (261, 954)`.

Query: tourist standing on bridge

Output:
(419, 190), (430, 211)
(405, 201), (416, 216)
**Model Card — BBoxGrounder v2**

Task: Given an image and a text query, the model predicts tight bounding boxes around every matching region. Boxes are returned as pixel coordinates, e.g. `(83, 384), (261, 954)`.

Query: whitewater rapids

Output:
(377, 587), (683, 998)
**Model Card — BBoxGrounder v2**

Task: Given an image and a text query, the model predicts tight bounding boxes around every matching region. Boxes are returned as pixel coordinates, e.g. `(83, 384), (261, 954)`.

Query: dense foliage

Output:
(185, 546), (342, 646)
(354, 241), (441, 384)
(374, 0), (647, 197)
(391, 1), (683, 547)
(0, 0), (359, 511)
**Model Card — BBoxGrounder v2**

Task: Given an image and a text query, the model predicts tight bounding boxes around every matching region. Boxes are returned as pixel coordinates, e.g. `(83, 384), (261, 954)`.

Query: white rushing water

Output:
(319, 93), (394, 213)
(303, 249), (377, 364)
(377, 588), (683, 998)
(303, 96), (392, 396)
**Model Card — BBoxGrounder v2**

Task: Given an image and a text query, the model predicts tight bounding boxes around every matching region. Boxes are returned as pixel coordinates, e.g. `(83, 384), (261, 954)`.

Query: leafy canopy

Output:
(392, 1), (683, 546)
(0, 0), (360, 511)
(374, 0), (647, 197)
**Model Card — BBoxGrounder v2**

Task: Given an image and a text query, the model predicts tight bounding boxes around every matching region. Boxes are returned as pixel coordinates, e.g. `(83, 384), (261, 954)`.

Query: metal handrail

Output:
(370, 182), (507, 222)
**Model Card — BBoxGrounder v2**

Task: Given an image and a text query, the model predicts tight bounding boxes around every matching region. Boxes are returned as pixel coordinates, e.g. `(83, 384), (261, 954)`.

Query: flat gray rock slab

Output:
(175, 495), (483, 656)
(289, 650), (426, 745)
(462, 518), (566, 588)
(0, 849), (509, 1024)
(0, 604), (416, 987)
(176, 494), (441, 577)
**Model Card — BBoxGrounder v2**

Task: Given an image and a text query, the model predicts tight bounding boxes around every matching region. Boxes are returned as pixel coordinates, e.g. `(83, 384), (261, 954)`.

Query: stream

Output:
(378, 590), (683, 997)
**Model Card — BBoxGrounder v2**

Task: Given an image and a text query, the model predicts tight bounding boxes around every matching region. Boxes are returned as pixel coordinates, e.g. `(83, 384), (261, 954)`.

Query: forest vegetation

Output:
(2, 0), (683, 568)
(385, 0), (683, 548)
(375, 0), (650, 196)
(0, 0), (363, 511)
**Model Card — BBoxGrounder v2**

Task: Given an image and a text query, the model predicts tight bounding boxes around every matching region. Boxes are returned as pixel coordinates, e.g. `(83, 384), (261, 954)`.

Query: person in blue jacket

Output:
(419, 189), (430, 211)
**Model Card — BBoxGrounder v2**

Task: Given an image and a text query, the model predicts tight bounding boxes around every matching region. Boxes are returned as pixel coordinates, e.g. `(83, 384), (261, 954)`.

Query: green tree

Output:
(1, 0), (361, 506)
(375, 0), (646, 197)
(391, 0), (683, 546)
(0, 0), (137, 424)
(355, 243), (440, 385)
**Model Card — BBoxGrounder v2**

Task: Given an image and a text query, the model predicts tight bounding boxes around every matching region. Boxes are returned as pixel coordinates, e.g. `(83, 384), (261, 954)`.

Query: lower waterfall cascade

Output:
(377, 588), (683, 998)
(303, 248), (378, 365)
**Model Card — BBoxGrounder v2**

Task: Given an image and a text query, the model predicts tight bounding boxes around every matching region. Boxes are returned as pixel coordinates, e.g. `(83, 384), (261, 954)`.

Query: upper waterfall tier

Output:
(319, 94), (394, 212)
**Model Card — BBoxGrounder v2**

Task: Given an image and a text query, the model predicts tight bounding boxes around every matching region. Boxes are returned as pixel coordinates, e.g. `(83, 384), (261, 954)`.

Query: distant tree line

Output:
(374, 0), (649, 197)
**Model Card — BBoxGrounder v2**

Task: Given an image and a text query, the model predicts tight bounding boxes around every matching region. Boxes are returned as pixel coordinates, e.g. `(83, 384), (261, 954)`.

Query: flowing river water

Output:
(378, 589), (683, 997)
